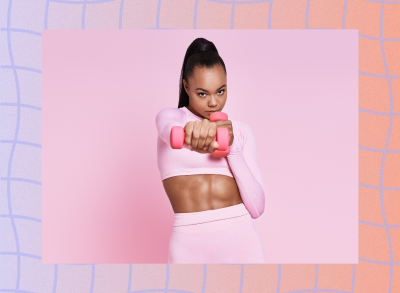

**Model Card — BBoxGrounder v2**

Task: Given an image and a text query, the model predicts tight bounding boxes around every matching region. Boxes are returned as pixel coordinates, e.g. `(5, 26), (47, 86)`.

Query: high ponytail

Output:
(178, 38), (227, 108)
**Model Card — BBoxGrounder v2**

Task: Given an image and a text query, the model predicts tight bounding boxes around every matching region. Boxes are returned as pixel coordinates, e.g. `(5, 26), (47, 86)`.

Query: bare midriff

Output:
(162, 174), (243, 213)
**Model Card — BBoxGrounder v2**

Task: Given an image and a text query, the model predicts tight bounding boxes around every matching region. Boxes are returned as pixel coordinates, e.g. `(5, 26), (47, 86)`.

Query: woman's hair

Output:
(178, 38), (227, 108)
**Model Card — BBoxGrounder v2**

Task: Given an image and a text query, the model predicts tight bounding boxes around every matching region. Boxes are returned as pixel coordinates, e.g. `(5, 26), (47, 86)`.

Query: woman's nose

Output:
(209, 96), (218, 106)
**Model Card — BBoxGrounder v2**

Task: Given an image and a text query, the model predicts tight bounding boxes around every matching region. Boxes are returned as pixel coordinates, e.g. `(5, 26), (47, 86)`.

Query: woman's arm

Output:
(226, 124), (265, 219)
(155, 107), (187, 147)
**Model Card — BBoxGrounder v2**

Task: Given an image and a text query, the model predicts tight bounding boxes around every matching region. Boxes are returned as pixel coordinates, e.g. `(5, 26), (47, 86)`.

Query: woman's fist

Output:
(184, 119), (219, 153)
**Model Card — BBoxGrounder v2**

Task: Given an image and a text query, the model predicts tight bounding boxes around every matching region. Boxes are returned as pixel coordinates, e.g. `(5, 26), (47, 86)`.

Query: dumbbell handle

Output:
(169, 112), (230, 157)
(170, 127), (228, 150)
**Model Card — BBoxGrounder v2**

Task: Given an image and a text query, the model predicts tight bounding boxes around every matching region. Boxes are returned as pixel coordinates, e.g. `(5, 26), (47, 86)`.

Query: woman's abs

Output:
(162, 174), (243, 213)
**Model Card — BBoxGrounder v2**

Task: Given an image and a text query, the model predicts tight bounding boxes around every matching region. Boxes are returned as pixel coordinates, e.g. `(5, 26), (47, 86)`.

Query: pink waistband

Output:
(173, 203), (250, 227)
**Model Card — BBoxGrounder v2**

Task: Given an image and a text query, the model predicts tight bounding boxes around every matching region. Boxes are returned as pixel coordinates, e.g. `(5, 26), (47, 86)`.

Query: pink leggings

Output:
(168, 203), (266, 264)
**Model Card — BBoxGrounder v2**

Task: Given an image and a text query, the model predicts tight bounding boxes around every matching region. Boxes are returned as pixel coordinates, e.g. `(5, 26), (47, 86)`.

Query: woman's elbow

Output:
(254, 189), (265, 218)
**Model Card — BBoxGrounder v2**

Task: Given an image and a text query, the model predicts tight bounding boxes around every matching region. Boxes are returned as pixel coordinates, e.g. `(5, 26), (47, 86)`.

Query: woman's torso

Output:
(162, 174), (243, 213)
(157, 106), (245, 213)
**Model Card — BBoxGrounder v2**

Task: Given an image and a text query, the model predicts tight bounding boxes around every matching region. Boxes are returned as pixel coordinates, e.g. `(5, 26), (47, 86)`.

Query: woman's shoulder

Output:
(156, 107), (187, 119)
(155, 107), (187, 125)
(231, 119), (252, 134)
(230, 119), (253, 149)
(156, 106), (185, 115)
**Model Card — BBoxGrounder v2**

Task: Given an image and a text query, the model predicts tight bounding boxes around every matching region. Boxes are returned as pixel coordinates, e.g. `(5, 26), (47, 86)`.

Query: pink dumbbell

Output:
(170, 112), (230, 157)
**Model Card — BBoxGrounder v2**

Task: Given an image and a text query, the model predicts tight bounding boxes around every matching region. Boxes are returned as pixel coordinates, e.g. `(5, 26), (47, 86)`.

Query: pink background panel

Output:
(42, 29), (358, 263)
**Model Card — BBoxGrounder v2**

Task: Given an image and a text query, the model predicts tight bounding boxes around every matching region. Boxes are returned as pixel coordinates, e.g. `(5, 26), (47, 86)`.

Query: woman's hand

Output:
(184, 119), (218, 153)
(184, 119), (234, 154)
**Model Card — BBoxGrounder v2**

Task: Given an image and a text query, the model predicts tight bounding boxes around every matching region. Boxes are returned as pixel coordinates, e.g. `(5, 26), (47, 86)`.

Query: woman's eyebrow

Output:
(196, 84), (226, 92)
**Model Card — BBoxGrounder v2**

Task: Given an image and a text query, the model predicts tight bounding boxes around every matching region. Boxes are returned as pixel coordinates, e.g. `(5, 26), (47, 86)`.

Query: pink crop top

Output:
(155, 106), (265, 219)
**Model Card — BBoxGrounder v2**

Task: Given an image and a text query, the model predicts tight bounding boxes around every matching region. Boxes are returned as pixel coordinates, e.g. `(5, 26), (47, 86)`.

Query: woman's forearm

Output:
(226, 139), (265, 219)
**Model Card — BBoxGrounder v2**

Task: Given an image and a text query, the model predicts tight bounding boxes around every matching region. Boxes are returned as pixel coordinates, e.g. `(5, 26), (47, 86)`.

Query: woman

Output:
(155, 37), (266, 264)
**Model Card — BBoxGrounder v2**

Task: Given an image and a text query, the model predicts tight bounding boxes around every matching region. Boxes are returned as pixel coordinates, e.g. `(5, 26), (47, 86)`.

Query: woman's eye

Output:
(198, 90), (224, 97)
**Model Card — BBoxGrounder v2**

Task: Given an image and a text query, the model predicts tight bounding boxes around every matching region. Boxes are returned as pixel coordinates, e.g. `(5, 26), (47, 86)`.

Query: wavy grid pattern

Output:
(0, 0), (399, 292)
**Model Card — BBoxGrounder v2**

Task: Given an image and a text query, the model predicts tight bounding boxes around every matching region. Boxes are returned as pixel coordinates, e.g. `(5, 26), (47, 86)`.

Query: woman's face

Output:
(183, 64), (227, 119)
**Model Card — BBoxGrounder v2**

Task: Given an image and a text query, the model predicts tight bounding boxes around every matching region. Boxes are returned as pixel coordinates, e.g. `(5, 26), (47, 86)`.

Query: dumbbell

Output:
(170, 112), (230, 157)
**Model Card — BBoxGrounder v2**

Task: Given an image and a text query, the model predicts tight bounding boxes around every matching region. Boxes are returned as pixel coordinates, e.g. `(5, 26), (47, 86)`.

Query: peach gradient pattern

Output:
(0, 1), (399, 293)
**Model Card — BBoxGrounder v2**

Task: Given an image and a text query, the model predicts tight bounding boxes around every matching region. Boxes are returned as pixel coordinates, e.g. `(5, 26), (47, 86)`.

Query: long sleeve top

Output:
(155, 106), (265, 218)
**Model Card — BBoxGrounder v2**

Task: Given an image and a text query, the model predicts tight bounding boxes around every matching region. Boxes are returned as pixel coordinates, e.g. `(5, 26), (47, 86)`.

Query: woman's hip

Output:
(168, 203), (266, 263)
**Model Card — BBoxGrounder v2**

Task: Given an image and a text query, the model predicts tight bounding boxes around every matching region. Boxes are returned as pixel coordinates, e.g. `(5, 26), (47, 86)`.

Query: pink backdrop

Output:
(42, 29), (358, 263)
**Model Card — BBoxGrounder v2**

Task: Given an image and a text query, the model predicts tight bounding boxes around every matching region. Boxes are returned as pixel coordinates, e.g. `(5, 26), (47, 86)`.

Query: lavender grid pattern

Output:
(0, 0), (399, 292)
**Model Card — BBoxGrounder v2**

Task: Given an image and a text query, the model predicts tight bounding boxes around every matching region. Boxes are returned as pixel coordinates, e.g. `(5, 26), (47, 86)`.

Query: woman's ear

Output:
(183, 79), (189, 95)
